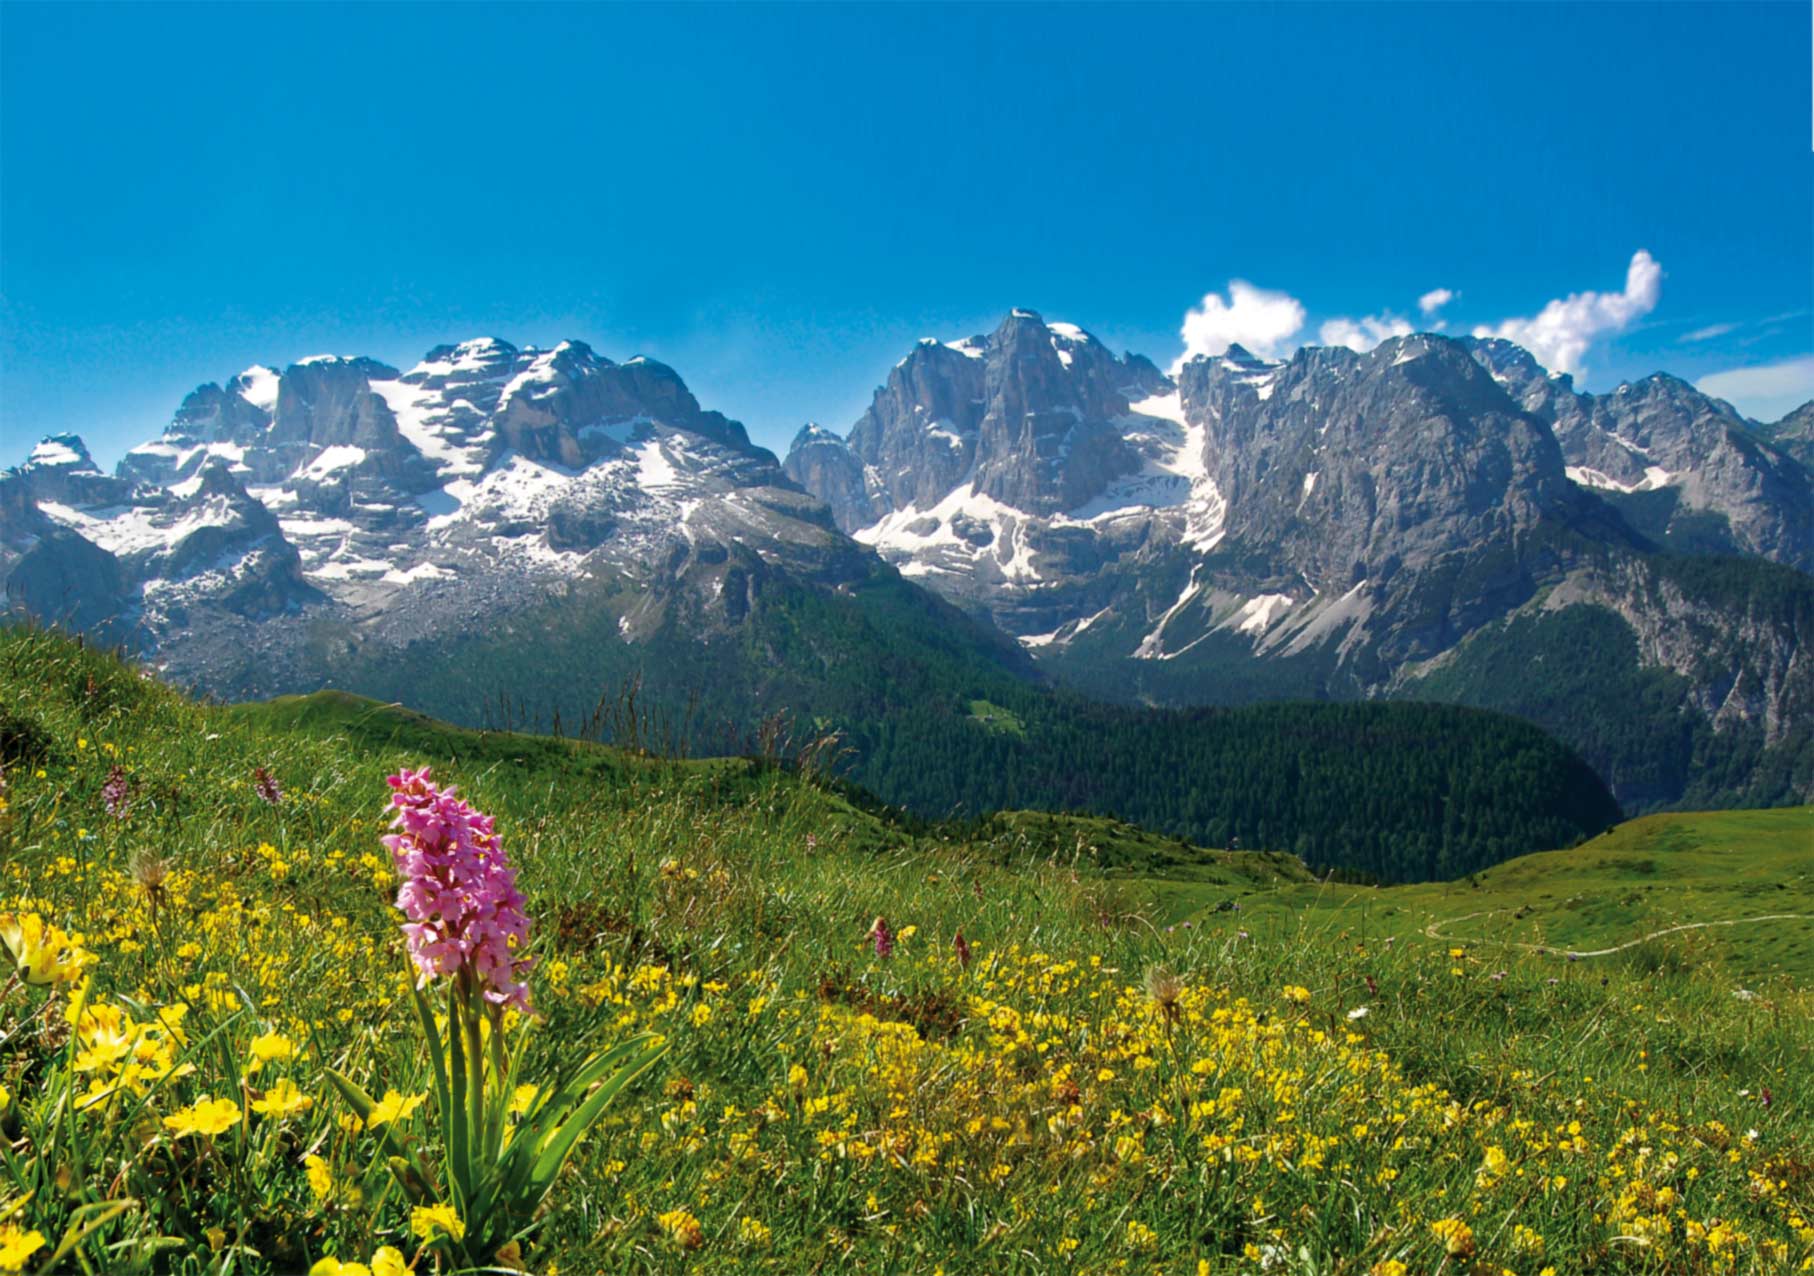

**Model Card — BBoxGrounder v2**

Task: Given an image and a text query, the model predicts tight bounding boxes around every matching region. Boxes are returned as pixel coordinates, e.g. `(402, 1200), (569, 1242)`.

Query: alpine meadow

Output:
(1, 3), (1811, 1275)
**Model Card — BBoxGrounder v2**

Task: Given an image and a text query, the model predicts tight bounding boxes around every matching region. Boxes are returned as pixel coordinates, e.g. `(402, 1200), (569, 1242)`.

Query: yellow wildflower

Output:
(162, 1096), (241, 1138)
(248, 1030), (299, 1069)
(371, 1247), (411, 1276)
(410, 1203), (465, 1243)
(657, 1207), (705, 1250)
(304, 1154), (336, 1202)
(0, 1224), (48, 1272)
(1477, 1144), (1510, 1185)
(0, 912), (89, 984)
(1430, 1217), (1475, 1257)
(251, 1078), (314, 1119)
(308, 1260), (371, 1276)
(367, 1089), (427, 1128)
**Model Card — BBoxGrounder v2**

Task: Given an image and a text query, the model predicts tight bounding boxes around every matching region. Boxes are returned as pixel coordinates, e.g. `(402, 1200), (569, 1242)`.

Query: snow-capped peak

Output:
(792, 422), (844, 447)
(23, 434), (98, 472)
(232, 366), (280, 411)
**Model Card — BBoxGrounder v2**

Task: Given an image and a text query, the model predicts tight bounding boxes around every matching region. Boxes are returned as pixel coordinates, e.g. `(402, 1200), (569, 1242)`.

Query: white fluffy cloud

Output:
(1696, 355), (1814, 424)
(1173, 280), (1307, 370)
(1418, 288), (1455, 317)
(1318, 313), (1415, 353)
(1471, 250), (1662, 375)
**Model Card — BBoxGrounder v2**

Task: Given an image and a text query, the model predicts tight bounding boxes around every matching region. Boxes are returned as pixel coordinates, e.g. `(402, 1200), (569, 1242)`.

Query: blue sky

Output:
(2, 1), (1809, 464)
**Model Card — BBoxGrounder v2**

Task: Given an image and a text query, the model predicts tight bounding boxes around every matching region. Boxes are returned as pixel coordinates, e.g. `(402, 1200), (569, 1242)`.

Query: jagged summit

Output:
(777, 319), (1810, 807)
(790, 421), (843, 447)
(1, 337), (849, 695)
(2, 317), (1807, 815)
(21, 434), (100, 473)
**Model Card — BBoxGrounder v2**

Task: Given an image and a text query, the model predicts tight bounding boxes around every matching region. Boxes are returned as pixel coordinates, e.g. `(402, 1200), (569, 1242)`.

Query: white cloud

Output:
(1418, 288), (1455, 317)
(1318, 313), (1415, 353)
(1471, 250), (1662, 375)
(1173, 280), (1306, 371)
(1679, 321), (1739, 343)
(1696, 355), (1814, 423)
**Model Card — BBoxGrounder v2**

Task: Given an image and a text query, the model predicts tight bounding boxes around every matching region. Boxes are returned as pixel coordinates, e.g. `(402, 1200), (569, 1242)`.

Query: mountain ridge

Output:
(4, 319), (1809, 814)
(782, 313), (1812, 809)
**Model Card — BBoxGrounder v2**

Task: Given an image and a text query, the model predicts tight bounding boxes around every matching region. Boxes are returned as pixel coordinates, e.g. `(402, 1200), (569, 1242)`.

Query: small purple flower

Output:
(101, 764), (132, 820)
(953, 930), (972, 968)
(804, 833), (818, 851)
(868, 916), (894, 959)
(383, 767), (534, 1012)
(253, 766), (283, 806)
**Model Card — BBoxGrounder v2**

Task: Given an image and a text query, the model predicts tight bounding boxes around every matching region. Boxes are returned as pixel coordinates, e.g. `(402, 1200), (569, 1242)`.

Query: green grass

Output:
(1125, 806), (1814, 984)
(2, 623), (1811, 1275)
(964, 699), (1026, 738)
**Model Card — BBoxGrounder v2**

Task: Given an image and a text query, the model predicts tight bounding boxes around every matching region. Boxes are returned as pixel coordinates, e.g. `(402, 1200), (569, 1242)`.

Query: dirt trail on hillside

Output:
(1424, 911), (1814, 958)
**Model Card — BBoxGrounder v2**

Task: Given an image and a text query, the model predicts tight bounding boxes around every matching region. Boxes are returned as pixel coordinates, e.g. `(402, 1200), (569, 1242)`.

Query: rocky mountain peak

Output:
(10, 433), (123, 508)
(790, 422), (844, 449)
(4, 333), (865, 700)
(828, 310), (1162, 527)
(22, 434), (99, 474)
(1763, 401), (1814, 468)
(782, 423), (871, 529)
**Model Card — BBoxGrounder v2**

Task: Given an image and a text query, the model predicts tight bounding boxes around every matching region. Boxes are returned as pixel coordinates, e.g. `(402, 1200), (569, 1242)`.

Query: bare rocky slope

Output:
(783, 313), (1812, 807)
(4, 321), (1808, 812)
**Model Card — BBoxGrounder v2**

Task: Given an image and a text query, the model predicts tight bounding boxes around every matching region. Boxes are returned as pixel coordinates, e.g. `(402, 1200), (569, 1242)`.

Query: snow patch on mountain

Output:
(235, 366), (281, 411)
(1232, 593), (1294, 635)
(29, 439), (88, 468)
(1565, 464), (1675, 494)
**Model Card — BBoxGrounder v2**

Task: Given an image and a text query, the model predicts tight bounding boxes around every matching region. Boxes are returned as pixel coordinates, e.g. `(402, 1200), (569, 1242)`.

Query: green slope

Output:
(219, 557), (1625, 881)
(6, 623), (1811, 1275)
(1128, 806), (1814, 983)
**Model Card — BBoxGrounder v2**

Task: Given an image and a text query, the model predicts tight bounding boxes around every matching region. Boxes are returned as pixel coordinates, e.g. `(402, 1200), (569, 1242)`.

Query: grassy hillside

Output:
(263, 566), (1624, 883)
(1125, 807), (1814, 986)
(2, 626), (1810, 1275)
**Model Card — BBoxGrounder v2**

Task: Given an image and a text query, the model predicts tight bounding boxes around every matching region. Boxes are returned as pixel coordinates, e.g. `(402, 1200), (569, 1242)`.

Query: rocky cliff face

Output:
(841, 310), (1167, 522)
(1763, 401), (1814, 469)
(1465, 338), (1810, 569)
(782, 423), (876, 530)
(7, 318), (1808, 810)
(1, 338), (866, 699)
(785, 317), (1813, 806)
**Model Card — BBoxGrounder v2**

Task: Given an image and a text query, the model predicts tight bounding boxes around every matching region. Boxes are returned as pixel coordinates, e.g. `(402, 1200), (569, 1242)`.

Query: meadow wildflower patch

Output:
(0, 627), (1809, 1273)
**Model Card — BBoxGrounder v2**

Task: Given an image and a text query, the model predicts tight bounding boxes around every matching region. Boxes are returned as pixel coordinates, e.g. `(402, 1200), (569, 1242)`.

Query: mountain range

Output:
(3, 316), (1809, 826)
